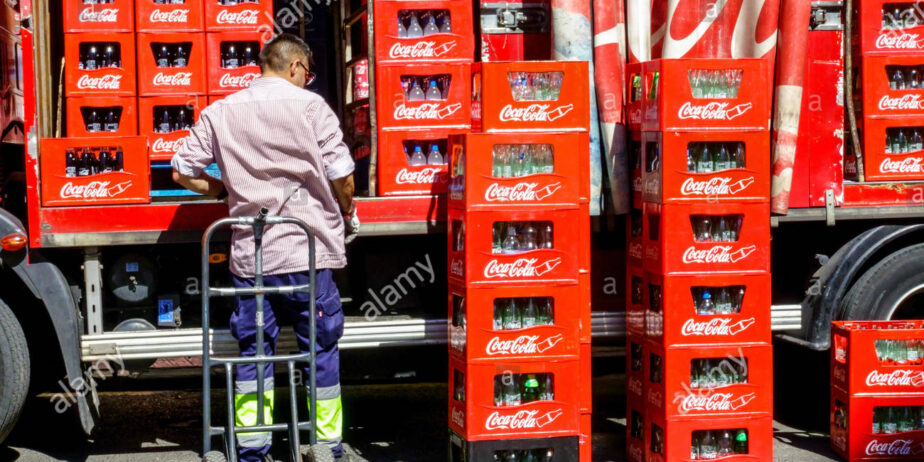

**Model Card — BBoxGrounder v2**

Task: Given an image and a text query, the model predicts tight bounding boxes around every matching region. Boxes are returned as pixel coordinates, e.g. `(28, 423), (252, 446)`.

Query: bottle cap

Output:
(524, 378), (539, 388)
(430, 80), (437, 87)
(431, 144), (439, 151)
(736, 431), (748, 442)
(414, 145), (422, 152)
(703, 290), (711, 299)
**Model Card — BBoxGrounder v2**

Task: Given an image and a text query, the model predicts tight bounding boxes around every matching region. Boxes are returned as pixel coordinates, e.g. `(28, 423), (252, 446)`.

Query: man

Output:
(171, 33), (357, 461)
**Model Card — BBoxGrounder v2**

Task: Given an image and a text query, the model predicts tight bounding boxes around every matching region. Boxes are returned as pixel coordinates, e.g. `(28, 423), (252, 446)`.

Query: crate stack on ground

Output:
(56, 0), (272, 203)
(446, 61), (591, 462)
(851, 1), (924, 180)
(624, 58), (774, 462)
(373, 0), (474, 196)
(830, 321), (924, 460)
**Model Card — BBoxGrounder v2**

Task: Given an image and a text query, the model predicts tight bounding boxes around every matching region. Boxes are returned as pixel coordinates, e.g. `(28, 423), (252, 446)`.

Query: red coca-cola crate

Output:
(472, 61), (589, 133)
(66, 96), (138, 138)
(643, 59), (771, 132)
(640, 130), (771, 204)
(139, 95), (206, 161)
(205, 32), (267, 95)
(856, 0), (924, 55)
(626, 402), (646, 462)
(861, 117), (924, 181)
(643, 201), (770, 276)
(447, 207), (581, 287)
(628, 208), (644, 268)
(627, 334), (647, 404)
(832, 320), (924, 396)
(579, 344), (591, 414)
(447, 132), (588, 209)
(63, 0), (134, 33)
(448, 356), (581, 441)
(627, 264), (645, 335)
(644, 272), (771, 346)
(629, 131), (642, 208)
(448, 283), (583, 363)
(204, 0), (272, 31)
(136, 0), (205, 32)
(39, 137), (150, 207)
(65, 33), (137, 96)
(860, 56), (924, 117)
(376, 63), (471, 130)
(579, 412), (591, 462)
(646, 413), (773, 462)
(578, 271), (591, 344)
(831, 389), (924, 460)
(448, 431), (579, 461)
(626, 62), (645, 131)
(137, 33), (207, 95)
(373, 1), (474, 64)
(645, 343), (773, 419)
(376, 128), (459, 196)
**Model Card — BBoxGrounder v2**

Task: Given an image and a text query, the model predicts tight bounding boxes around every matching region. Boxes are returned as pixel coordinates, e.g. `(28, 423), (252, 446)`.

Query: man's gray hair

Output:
(259, 33), (312, 73)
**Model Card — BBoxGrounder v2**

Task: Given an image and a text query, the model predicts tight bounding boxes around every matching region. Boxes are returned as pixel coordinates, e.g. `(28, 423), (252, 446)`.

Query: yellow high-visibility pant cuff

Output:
(235, 390), (275, 448)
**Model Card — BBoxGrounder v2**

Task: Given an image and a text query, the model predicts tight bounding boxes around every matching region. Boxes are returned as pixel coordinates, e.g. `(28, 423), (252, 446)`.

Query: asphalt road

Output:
(0, 343), (841, 462)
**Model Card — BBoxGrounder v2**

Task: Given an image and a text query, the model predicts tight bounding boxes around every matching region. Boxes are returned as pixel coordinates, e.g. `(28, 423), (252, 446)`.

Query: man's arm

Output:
(171, 170), (225, 196)
(330, 174), (355, 215)
(171, 108), (221, 195)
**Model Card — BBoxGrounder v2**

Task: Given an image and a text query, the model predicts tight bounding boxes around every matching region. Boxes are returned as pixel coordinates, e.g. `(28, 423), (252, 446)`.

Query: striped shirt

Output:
(172, 77), (355, 278)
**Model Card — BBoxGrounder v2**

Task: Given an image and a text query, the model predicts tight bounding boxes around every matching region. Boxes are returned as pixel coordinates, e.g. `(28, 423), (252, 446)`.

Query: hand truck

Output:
(200, 207), (334, 462)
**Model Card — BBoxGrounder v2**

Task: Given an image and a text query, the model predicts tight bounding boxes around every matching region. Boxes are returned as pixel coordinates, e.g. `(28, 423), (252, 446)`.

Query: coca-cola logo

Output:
(681, 317), (756, 336)
(216, 9), (260, 25)
(393, 102), (462, 120)
(680, 177), (755, 196)
(876, 33), (924, 49)
(647, 389), (663, 407)
(152, 138), (186, 153)
(682, 245), (757, 264)
(879, 94), (924, 111)
(628, 446), (644, 462)
(59, 180), (132, 199)
(388, 41), (457, 59)
(881, 157), (924, 174)
(865, 370), (924, 387)
(219, 73), (259, 89)
(451, 408), (465, 428)
(450, 259), (464, 276)
(153, 72), (193, 86)
(865, 439), (918, 456)
(484, 409), (563, 430)
(629, 108), (642, 124)
(483, 257), (562, 279)
(633, 175), (642, 192)
(833, 365), (846, 383)
(643, 177), (659, 195)
(677, 102), (752, 121)
(628, 377), (643, 396)
(679, 392), (756, 413)
(499, 104), (574, 123)
(628, 241), (643, 260)
(149, 8), (190, 23)
(79, 8), (118, 23)
(485, 334), (564, 356)
(77, 74), (123, 90)
(395, 167), (446, 185)
(484, 182), (562, 202)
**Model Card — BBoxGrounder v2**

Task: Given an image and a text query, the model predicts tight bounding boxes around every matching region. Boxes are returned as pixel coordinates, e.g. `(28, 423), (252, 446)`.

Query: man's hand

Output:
(344, 208), (360, 245)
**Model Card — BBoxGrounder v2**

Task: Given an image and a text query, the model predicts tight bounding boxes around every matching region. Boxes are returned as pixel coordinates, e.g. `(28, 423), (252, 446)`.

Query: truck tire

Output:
(0, 298), (29, 445)
(840, 243), (924, 321)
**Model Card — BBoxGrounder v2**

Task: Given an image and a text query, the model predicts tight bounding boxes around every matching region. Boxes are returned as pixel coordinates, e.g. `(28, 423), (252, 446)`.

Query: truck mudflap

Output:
(782, 224), (924, 350)
(1, 209), (95, 435)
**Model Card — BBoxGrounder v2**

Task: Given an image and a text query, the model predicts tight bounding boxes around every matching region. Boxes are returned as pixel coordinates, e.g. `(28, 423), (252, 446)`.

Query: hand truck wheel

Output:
(202, 450), (228, 462)
(300, 444), (335, 462)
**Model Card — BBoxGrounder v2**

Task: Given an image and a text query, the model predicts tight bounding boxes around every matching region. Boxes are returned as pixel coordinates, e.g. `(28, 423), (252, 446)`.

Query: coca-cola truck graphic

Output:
(448, 132), (589, 210)
(65, 33), (137, 96)
(373, 1), (475, 64)
(137, 33), (206, 95)
(448, 284), (582, 362)
(64, 0), (135, 33)
(472, 61), (589, 133)
(39, 137), (150, 207)
(449, 357), (581, 440)
(135, 0), (204, 32)
(640, 130), (770, 204)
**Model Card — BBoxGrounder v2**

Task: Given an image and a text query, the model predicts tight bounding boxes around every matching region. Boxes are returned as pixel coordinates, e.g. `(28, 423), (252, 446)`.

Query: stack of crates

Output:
(852, 0), (924, 180)
(57, 0), (273, 202)
(625, 58), (774, 462)
(446, 61), (591, 461)
(831, 321), (924, 460)
(373, 0), (474, 196)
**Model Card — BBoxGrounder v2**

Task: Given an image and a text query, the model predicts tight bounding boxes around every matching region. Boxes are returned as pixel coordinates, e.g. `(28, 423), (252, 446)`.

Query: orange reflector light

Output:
(1, 233), (27, 251)
(209, 253), (228, 264)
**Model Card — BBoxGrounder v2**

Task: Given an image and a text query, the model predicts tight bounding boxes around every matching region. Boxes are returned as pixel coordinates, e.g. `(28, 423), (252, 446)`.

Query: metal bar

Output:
(225, 363), (237, 462)
(288, 360), (301, 461)
(82, 247), (104, 335)
(253, 210), (266, 429)
(226, 422), (315, 433)
(211, 353), (313, 365)
(201, 227), (212, 455)
(210, 285), (313, 297)
(308, 232), (318, 446)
